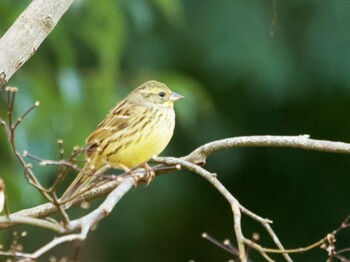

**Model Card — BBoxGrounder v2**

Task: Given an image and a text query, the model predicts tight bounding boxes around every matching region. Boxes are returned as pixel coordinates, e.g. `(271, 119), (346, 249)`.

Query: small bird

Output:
(60, 80), (183, 207)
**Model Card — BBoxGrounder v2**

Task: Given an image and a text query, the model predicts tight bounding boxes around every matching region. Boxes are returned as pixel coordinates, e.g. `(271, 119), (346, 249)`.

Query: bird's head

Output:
(130, 80), (183, 108)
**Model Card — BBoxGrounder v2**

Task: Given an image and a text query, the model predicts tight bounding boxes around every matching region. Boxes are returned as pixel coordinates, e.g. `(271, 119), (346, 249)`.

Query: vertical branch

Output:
(1, 88), (53, 202)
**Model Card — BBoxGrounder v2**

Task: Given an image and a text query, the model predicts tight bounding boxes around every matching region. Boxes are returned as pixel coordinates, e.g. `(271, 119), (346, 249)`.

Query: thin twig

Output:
(2, 91), (53, 201)
(50, 192), (70, 226)
(202, 233), (239, 256)
(153, 156), (249, 261)
(12, 101), (40, 130)
(153, 156), (292, 262)
(2, 135), (350, 260)
(23, 151), (81, 171)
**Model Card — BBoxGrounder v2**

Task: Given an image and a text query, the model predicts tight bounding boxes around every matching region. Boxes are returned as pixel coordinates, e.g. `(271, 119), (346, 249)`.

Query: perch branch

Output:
(1, 177), (135, 261)
(3, 135), (350, 223)
(2, 135), (350, 260)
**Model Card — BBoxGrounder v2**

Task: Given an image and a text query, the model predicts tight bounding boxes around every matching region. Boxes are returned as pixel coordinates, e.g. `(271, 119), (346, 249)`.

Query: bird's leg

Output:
(141, 162), (155, 185)
(117, 163), (132, 174)
(117, 163), (141, 186)
(117, 163), (155, 185)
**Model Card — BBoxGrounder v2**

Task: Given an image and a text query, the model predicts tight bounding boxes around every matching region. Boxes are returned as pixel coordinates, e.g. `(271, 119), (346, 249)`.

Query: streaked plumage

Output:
(61, 80), (183, 207)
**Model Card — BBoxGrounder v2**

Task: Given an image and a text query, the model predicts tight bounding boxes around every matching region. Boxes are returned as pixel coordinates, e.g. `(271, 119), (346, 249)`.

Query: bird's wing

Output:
(84, 100), (134, 157)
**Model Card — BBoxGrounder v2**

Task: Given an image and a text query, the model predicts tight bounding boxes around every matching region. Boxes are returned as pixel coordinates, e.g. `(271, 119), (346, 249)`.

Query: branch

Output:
(153, 156), (291, 262)
(153, 156), (248, 261)
(3, 135), (350, 225)
(0, 167), (159, 229)
(30, 177), (134, 260)
(1, 177), (135, 260)
(184, 135), (350, 164)
(0, 178), (123, 229)
(0, 214), (64, 233)
(2, 135), (350, 260)
(0, 0), (73, 87)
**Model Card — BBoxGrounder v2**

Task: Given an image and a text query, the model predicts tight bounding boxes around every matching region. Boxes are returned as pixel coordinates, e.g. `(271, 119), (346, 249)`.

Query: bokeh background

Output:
(1, 0), (350, 261)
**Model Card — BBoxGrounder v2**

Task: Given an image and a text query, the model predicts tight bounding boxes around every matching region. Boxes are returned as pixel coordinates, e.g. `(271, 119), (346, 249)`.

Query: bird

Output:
(60, 80), (183, 208)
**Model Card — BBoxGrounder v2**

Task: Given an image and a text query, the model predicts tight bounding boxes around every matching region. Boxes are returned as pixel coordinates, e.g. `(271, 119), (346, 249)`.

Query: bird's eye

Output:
(158, 92), (165, 97)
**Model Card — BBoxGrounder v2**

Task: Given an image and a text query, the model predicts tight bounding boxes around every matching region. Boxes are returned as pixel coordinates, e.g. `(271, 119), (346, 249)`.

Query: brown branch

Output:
(2, 135), (350, 260)
(28, 177), (134, 260)
(153, 156), (247, 261)
(0, 169), (147, 229)
(0, 178), (123, 229)
(0, 0), (73, 87)
(1, 88), (54, 203)
(3, 135), (350, 224)
(1, 177), (135, 261)
(153, 156), (291, 262)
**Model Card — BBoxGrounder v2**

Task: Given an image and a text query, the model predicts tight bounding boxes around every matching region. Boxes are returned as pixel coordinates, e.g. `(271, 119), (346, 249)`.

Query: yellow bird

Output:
(61, 80), (183, 207)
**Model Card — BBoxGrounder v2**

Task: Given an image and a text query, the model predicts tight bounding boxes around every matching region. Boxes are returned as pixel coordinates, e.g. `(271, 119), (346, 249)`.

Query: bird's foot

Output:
(141, 163), (155, 185)
(119, 163), (139, 186)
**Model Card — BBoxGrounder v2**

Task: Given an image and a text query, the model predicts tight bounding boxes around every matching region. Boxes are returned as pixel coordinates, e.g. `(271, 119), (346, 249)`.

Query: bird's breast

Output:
(102, 108), (176, 169)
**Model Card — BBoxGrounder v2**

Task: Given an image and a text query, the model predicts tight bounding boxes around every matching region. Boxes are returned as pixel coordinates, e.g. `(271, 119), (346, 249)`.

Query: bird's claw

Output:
(141, 163), (155, 185)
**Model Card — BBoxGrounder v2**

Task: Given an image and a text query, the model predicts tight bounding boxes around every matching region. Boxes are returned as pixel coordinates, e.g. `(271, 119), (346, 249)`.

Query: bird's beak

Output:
(169, 92), (184, 101)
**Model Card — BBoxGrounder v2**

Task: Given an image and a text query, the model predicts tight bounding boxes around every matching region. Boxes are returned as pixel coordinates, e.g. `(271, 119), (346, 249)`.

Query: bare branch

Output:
(3, 135), (350, 224)
(2, 135), (350, 260)
(202, 233), (240, 256)
(0, 178), (122, 229)
(0, 214), (64, 233)
(0, 0), (73, 87)
(1, 89), (53, 202)
(160, 155), (251, 256)
(184, 135), (350, 165)
(153, 156), (292, 262)
(27, 177), (134, 260)
(1, 177), (135, 261)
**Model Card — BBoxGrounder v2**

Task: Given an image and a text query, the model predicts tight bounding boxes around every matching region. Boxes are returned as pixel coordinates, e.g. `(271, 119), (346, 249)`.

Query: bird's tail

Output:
(60, 169), (93, 209)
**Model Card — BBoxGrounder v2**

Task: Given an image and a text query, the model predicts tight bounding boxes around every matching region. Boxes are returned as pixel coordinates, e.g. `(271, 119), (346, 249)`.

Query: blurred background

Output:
(1, 0), (350, 261)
